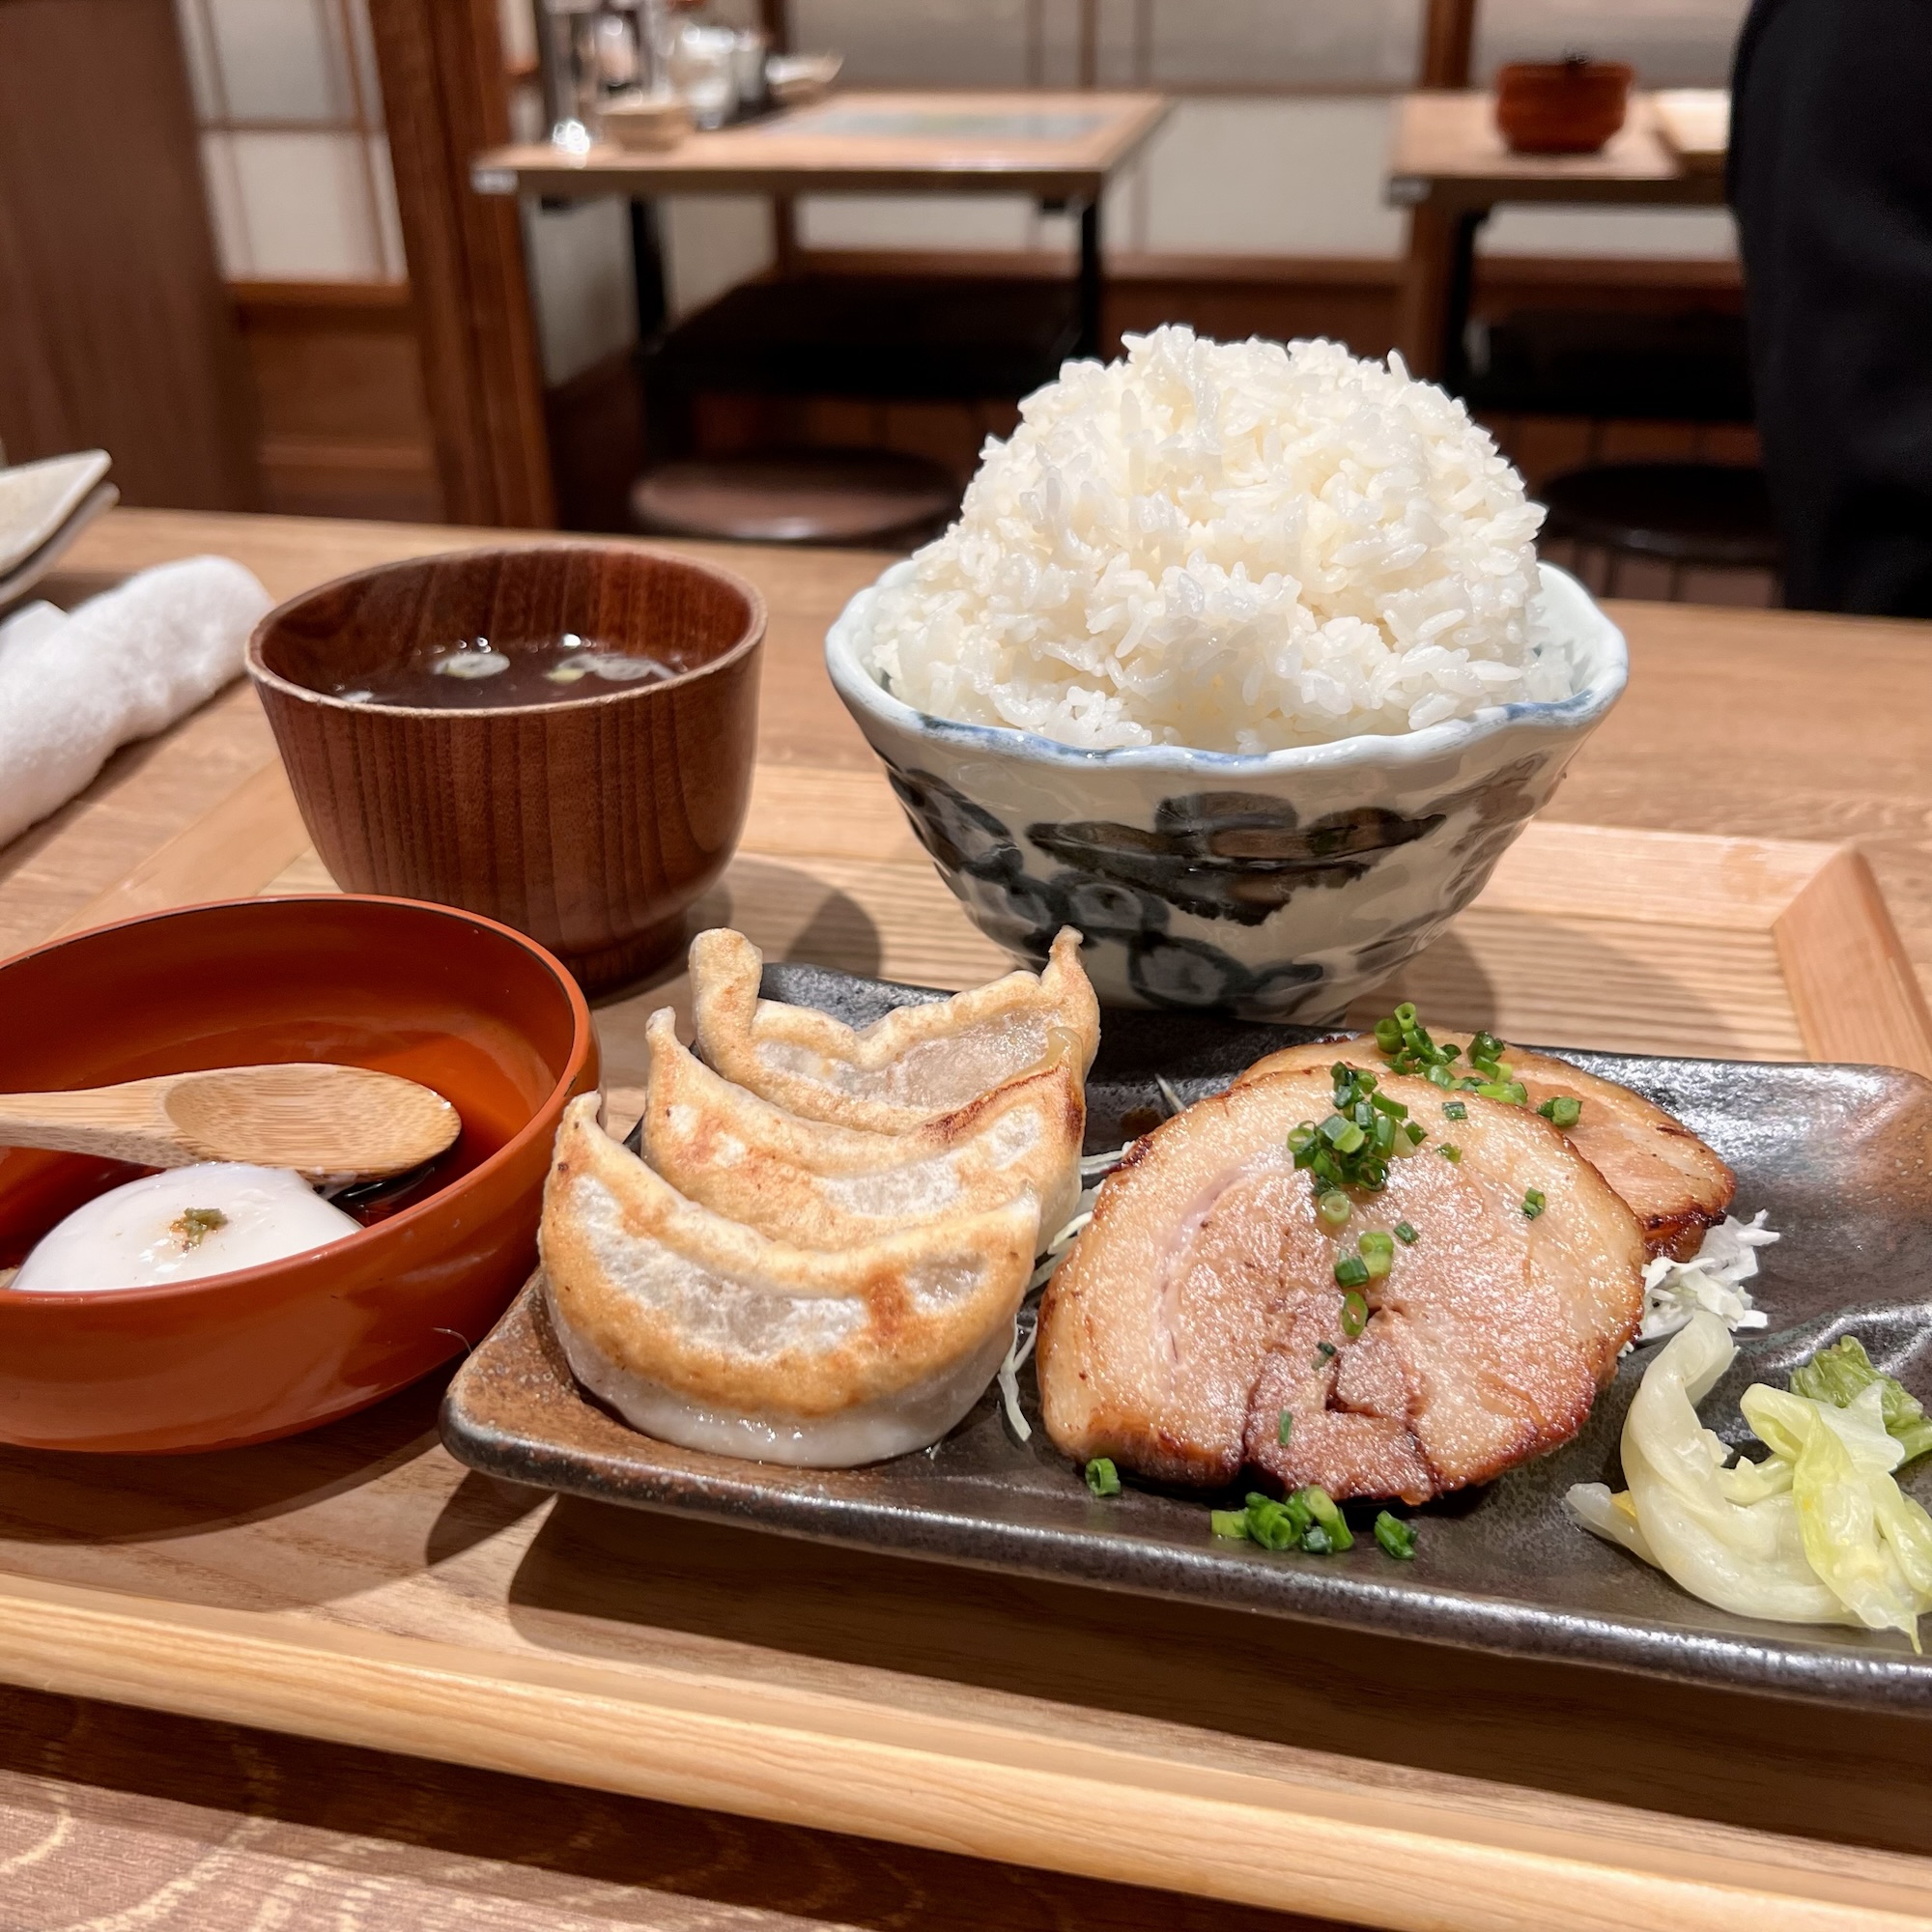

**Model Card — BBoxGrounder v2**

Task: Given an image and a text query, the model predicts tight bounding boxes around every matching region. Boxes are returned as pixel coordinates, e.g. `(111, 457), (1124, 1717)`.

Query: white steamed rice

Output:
(864, 326), (1563, 753)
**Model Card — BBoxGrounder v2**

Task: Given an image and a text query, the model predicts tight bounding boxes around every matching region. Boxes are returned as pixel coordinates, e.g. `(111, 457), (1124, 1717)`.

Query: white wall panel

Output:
(661, 196), (778, 321)
(1473, 0), (1748, 88)
(526, 200), (640, 384)
(205, 0), (350, 120)
(1483, 205), (1738, 259)
(1139, 99), (1406, 257)
(789, 0), (1036, 86)
(227, 129), (384, 278)
(1140, 0), (1422, 89)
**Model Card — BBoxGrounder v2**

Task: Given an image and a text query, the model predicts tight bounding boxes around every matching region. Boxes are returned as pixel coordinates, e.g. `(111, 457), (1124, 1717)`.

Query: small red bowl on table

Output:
(1494, 57), (1634, 156)
(0, 895), (595, 1453)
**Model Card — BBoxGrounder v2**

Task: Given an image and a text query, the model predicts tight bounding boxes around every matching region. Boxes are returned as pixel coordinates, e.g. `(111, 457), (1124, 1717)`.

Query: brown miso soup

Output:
(329, 635), (684, 709)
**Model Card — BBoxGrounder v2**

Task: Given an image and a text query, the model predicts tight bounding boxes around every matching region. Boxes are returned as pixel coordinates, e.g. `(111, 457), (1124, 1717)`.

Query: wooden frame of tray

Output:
(6, 743), (1932, 1932)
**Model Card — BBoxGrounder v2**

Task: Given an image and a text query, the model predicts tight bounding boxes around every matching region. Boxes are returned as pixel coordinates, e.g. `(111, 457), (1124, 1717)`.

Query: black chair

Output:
(628, 270), (1077, 546)
(1463, 308), (1756, 424)
(1539, 461), (1780, 598)
(638, 271), (1079, 460)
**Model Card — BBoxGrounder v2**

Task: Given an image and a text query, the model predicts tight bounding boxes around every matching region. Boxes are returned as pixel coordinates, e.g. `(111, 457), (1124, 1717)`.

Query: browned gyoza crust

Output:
(1236, 1035), (1735, 1261)
(1035, 1068), (1646, 1504)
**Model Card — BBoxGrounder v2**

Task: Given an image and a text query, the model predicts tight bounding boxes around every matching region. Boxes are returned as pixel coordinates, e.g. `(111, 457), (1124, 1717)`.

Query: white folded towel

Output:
(0, 555), (272, 849)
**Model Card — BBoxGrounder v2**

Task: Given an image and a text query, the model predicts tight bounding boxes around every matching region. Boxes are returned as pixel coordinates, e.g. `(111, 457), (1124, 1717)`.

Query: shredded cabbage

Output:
(1566, 1312), (1932, 1648)
(1635, 1210), (1777, 1344)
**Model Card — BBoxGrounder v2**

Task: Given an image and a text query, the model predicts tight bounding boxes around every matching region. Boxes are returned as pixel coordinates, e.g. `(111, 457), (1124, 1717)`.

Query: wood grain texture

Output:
(250, 545), (766, 991)
(0, 1063), (459, 1181)
(0, 0), (257, 509)
(12, 510), (1932, 1930)
(1777, 848), (1932, 1076)
(1388, 92), (1725, 211)
(233, 282), (443, 525)
(0, 1683), (1350, 1932)
(3, 1390), (1932, 1932)
(364, 0), (554, 527)
(472, 91), (1171, 201)
(50, 758), (311, 940)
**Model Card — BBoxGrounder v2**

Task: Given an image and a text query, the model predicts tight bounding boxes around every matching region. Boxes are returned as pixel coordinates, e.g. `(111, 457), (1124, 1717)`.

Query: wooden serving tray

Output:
(6, 745), (1932, 1931)
(31, 742), (1932, 1128)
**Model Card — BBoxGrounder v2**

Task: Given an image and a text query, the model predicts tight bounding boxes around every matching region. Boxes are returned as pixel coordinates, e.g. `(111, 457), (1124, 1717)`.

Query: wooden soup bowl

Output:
(0, 896), (596, 1452)
(248, 544), (766, 993)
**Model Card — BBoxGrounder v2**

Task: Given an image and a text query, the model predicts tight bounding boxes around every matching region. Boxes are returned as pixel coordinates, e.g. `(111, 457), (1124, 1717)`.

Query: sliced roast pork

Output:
(1035, 1068), (1646, 1503)
(1236, 1036), (1734, 1261)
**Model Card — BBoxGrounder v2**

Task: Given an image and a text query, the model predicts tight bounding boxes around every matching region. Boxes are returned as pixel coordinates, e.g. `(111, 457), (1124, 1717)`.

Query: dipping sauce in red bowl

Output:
(0, 895), (595, 1452)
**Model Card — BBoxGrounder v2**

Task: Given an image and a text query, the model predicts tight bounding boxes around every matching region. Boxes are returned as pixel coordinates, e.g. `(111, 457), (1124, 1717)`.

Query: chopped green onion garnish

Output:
(1522, 1188), (1546, 1219)
(1374, 1511), (1417, 1560)
(1288, 1122), (1318, 1154)
(1357, 1230), (1395, 1257)
(1442, 1100), (1466, 1121)
(1300, 1485), (1353, 1551)
(1374, 1017), (1403, 1052)
(1438, 1143), (1462, 1163)
(1323, 1118), (1366, 1154)
(1300, 1523), (1333, 1554)
(1084, 1457), (1122, 1496)
(1246, 1497), (1297, 1550)
(1318, 1189), (1351, 1229)
(1538, 1095), (1582, 1129)
(1278, 1406), (1293, 1445)
(1402, 1120), (1427, 1146)
(1394, 1003), (1417, 1029)
(1393, 1220), (1419, 1245)
(1315, 1340), (1337, 1362)
(1334, 1253), (1370, 1289)
(1426, 1064), (1454, 1090)
(1469, 1029), (1504, 1063)
(1210, 1509), (1251, 1541)
(1340, 1288), (1369, 1335)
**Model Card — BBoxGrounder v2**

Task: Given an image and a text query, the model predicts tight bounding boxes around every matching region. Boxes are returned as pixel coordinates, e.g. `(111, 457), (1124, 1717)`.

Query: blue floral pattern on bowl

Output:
(829, 561), (1628, 1020)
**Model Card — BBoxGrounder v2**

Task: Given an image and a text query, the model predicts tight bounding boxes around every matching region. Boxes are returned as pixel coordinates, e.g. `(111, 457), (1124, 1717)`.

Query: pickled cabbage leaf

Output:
(1789, 1335), (1932, 1463)
(1568, 1314), (1932, 1648)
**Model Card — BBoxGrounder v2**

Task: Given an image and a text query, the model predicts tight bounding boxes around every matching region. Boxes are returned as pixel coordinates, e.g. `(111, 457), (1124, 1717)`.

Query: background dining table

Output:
(471, 90), (1171, 362)
(1387, 88), (1731, 384)
(7, 507), (1932, 1932)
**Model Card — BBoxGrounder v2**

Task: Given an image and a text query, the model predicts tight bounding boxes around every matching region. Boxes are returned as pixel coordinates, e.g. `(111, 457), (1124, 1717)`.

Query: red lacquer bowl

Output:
(0, 895), (595, 1452)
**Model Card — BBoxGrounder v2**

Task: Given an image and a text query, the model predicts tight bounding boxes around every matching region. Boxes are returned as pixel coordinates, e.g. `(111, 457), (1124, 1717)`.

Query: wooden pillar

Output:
(0, 0), (257, 509)
(1399, 0), (1482, 380)
(1420, 0), (1478, 90)
(366, 0), (554, 528)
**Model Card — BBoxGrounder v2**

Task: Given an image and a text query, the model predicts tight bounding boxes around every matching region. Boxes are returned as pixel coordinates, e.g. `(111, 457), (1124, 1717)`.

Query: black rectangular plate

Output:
(442, 964), (1932, 1710)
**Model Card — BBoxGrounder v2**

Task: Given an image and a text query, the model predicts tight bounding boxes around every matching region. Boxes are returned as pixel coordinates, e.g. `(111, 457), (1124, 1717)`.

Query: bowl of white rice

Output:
(826, 327), (1627, 1018)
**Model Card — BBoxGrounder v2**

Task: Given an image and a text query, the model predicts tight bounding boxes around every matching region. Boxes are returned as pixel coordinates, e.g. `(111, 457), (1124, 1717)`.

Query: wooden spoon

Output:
(0, 1064), (461, 1182)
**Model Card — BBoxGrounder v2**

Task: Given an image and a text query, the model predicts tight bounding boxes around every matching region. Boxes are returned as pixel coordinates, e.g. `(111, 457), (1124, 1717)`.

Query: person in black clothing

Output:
(1729, 0), (1932, 615)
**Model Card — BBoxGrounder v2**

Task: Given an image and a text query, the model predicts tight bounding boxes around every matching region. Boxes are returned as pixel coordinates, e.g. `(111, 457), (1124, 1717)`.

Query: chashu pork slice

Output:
(1236, 1036), (1734, 1261)
(1036, 1068), (1646, 1503)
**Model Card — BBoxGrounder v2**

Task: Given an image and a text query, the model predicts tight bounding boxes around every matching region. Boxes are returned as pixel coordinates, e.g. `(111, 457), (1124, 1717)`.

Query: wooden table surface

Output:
(1387, 91), (1727, 213)
(9, 509), (1932, 1932)
(471, 90), (1171, 200)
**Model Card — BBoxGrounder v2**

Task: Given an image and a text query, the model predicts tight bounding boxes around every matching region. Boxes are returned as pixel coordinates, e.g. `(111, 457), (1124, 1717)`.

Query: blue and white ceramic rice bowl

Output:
(826, 560), (1628, 1021)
